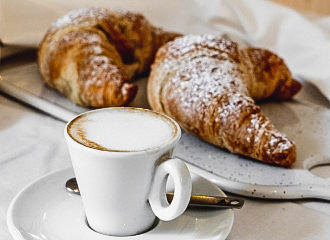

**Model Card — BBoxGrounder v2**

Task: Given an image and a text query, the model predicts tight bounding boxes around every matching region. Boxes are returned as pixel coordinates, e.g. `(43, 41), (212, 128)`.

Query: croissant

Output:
(148, 35), (301, 167)
(38, 8), (180, 107)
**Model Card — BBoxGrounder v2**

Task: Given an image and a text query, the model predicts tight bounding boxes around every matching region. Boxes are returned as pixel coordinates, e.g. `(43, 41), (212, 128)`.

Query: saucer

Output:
(7, 168), (234, 240)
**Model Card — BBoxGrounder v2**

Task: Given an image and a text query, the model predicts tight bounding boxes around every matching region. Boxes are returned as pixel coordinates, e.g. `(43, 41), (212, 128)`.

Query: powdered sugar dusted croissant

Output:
(38, 8), (180, 107)
(148, 35), (301, 167)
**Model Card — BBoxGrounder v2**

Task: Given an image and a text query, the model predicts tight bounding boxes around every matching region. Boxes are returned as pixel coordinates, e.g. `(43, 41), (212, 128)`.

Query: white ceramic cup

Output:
(64, 108), (192, 236)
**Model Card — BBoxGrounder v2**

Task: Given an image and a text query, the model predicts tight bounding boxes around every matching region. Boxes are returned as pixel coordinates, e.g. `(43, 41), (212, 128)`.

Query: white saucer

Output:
(7, 168), (234, 240)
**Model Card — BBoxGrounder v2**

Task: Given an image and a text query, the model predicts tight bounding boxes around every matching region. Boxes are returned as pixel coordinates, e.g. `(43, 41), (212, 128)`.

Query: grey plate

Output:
(1, 62), (330, 199)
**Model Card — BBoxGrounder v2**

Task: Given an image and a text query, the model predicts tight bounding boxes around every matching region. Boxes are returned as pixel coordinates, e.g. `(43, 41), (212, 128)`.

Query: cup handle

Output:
(149, 158), (192, 221)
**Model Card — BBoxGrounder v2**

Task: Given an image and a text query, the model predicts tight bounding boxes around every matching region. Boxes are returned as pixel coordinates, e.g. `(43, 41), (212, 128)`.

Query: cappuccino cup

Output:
(64, 107), (192, 236)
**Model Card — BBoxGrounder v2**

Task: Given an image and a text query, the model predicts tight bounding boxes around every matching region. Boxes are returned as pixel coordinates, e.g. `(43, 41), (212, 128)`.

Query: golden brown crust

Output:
(148, 35), (300, 167)
(38, 8), (180, 107)
(240, 48), (301, 101)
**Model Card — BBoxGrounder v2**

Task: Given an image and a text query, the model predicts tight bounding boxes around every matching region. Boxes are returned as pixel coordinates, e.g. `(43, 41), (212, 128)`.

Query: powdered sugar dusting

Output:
(51, 8), (110, 30)
(160, 35), (249, 122)
(80, 55), (123, 89)
(155, 35), (293, 158)
(49, 30), (105, 53)
(170, 57), (248, 119)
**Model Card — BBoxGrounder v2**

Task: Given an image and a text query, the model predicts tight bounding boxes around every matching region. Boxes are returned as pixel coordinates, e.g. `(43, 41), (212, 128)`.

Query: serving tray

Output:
(1, 62), (330, 200)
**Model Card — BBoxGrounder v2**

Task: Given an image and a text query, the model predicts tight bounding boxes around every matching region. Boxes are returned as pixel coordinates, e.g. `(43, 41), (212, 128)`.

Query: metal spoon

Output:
(66, 178), (244, 209)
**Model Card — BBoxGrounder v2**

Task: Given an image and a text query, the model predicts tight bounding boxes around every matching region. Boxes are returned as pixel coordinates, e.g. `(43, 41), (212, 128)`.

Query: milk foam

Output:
(68, 109), (175, 151)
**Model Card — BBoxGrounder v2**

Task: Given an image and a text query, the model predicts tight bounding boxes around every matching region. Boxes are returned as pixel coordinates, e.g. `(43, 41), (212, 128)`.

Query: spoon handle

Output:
(66, 178), (244, 209)
(166, 192), (244, 209)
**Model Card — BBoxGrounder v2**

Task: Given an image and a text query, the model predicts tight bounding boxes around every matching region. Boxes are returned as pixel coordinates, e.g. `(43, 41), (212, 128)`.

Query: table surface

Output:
(1, 52), (330, 240)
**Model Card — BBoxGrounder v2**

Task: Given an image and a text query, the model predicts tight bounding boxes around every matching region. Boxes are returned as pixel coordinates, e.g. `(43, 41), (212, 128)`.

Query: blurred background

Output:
(271, 0), (330, 15)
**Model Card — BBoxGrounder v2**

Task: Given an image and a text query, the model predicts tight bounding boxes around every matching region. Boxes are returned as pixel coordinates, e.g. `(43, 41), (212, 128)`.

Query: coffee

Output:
(67, 108), (176, 151)
(65, 107), (190, 236)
